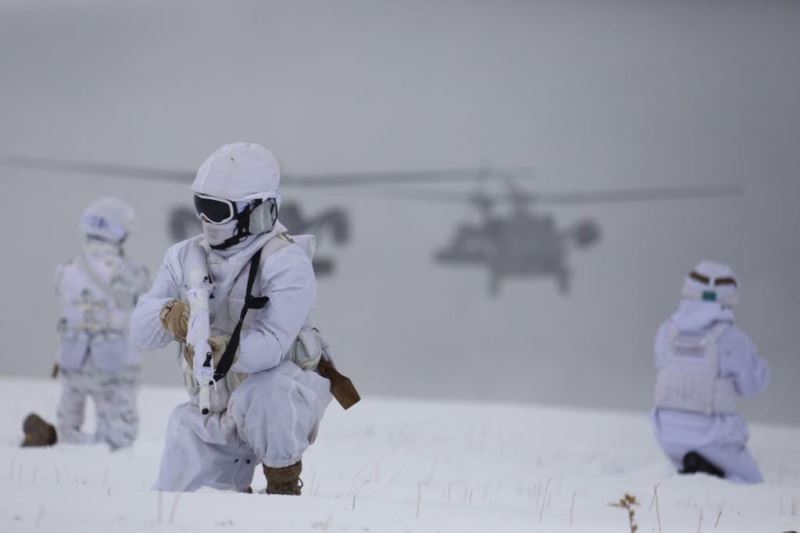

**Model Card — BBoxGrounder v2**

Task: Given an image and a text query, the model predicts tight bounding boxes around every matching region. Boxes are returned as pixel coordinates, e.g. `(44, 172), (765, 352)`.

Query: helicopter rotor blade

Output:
(0, 154), (193, 183)
(382, 183), (741, 209)
(383, 188), (484, 203)
(383, 188), (497, 210)
(285, 167), (533, 187)
(533, 184), (742, 205)
(0, 154), (534, 188)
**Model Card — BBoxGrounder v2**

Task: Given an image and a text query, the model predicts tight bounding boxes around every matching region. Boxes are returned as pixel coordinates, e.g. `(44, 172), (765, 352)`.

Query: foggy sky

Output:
(0, 0), (798, 424)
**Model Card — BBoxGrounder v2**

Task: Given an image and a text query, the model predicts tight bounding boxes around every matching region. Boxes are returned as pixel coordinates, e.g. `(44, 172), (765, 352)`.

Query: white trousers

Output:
(651, 408), (763, 484)
(56, 359), (140, 450)
(154, 361), (332, 492)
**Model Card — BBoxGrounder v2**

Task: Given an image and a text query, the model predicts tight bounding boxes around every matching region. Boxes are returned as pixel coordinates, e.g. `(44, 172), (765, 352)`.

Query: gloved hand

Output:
(160, 300), (189, 342)
(183, 335), (231, 366)
(209, 335), (229, 365)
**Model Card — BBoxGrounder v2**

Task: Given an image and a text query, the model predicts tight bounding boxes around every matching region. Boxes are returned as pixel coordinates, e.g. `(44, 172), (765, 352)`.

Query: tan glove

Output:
(160, 300), (189, 342)
(183, 335), (231, 366)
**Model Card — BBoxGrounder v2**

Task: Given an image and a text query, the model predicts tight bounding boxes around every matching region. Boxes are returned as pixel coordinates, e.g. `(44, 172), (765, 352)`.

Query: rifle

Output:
(184, 245), (215, 415)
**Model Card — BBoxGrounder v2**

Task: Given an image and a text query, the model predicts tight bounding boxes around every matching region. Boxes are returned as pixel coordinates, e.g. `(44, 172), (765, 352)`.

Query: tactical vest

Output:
(56, 254), (145, 373)
(654, 323), (737, 415)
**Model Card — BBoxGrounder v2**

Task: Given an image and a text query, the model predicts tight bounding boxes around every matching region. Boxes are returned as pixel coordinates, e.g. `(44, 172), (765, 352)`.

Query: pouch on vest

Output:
(288, 326), (324, 370)
(56, 336), (89, 372)
(284, 325), (360, 409)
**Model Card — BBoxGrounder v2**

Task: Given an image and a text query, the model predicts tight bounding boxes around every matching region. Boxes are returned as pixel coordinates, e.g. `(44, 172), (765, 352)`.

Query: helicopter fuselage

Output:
(434, 211), (572, 294)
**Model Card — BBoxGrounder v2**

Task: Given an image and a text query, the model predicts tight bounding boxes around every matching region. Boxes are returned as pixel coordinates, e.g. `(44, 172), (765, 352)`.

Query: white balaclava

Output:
(191, 143), (281, 251)
(79, 197), (137, 257)
(680, 260), (739, 308)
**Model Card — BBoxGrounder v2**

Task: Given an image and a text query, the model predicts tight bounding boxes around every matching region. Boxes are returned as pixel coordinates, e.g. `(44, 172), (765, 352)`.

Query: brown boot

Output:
(21, 413), (57, 447)
(263, 460), (303, 495)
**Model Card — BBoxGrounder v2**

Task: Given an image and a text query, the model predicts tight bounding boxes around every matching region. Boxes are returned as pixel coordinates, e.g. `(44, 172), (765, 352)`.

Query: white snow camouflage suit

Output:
(55, 249), (150, 449)
(651, 299), (770, 483)
(130, 224), (332, 492)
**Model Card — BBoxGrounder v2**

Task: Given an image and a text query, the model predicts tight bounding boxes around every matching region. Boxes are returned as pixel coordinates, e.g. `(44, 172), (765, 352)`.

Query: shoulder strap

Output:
(213, 248), (270, 380)
(261, 232), (294, 257)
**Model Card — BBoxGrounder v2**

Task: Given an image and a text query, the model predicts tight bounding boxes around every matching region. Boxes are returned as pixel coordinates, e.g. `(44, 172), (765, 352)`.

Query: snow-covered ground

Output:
(1, 377), (798, 533)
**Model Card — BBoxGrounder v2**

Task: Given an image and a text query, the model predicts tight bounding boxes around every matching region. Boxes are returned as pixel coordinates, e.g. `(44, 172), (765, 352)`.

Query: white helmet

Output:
(192, 142), (280, 201)
(191, 143), (281, 250)
(681, 260), (739, 307)
(79, 197), (137, 243)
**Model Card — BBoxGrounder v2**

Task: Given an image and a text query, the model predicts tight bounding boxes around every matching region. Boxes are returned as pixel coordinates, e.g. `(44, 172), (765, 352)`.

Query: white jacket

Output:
(56, 252), (150, 373)
(130, 225), (317, 376)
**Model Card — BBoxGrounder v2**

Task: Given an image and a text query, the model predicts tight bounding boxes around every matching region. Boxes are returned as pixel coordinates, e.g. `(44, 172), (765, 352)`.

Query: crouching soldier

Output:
(22, 197), (150, 450)
(130, 142), (358, 494)
(651, 260), (769, 483)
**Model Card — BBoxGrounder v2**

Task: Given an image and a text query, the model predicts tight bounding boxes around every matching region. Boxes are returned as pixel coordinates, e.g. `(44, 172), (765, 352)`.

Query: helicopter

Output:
(0, 153), (530, 276)
(390, 177), (741, 295)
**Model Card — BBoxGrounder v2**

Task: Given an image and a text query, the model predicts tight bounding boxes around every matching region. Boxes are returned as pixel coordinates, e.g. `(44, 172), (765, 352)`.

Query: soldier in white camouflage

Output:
(131, 143), (359, 495)
(651, 260), (769, 483)
(22, 197), (151, 450)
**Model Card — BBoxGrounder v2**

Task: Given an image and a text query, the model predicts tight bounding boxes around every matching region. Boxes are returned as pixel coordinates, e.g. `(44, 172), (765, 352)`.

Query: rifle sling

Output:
(213, 249), (269, 381)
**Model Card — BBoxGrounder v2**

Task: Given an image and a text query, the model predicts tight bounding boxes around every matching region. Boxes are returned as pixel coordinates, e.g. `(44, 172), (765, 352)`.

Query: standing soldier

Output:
(130, 142), (357, 494)
(652, 260), (769, 483)
(22, 197), (150, 450)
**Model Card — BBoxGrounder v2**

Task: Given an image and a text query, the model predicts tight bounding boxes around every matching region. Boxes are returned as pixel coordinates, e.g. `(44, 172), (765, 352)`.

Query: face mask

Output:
(85, 238), (121, 258)
(202, 219), (238, 247)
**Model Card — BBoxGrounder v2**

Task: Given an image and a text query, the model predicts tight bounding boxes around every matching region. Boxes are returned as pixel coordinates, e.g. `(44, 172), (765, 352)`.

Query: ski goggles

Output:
(688, 271), (738, 287)
(193, 193), (238, 224)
